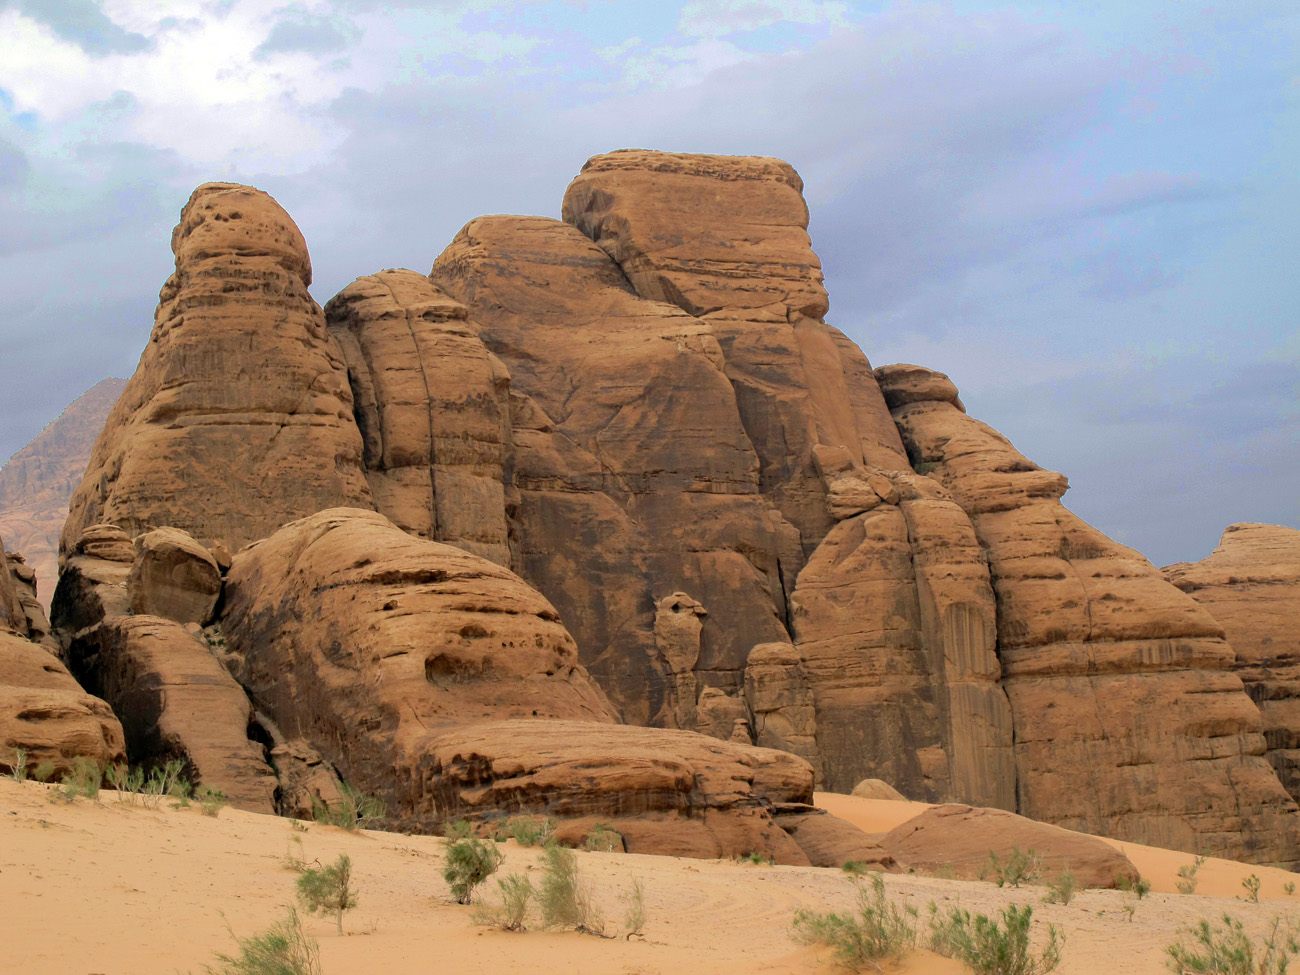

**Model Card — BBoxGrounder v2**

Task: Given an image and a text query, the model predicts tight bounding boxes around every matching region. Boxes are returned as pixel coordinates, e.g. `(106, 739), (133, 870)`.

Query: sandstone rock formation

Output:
(126, 527), (222, 625)
(61, 184), (373, 558)
(67, 615), (276, 812)
(1166, 524), (1300, 803)
(880, 803), (1140, 888)
(0, 530), (125, 776)
(878, 363), (1300, 865)
(0, 378), (126, 610)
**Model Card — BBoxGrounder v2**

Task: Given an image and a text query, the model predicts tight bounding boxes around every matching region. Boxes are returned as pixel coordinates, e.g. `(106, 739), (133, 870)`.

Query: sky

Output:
(0, 0), (1295, 568)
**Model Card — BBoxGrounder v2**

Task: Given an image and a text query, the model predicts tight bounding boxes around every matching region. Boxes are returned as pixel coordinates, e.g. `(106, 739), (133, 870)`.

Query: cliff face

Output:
(0, 378), (126, 609)
(32, 152), (1300, 865)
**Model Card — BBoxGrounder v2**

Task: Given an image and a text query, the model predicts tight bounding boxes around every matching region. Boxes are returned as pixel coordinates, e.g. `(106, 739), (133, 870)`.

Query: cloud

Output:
(677, 0), (849, 38)
(253, 8), (363, 59)
(0, 0), (152, 56)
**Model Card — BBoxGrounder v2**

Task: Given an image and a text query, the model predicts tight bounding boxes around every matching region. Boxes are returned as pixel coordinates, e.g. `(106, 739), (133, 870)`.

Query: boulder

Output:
(126, 527), (222, 625)
(267, 737), (345, 820)
(1166, 524), (1300, 803)
(851, 779), (907, 801)
(61, 183), (373, 559)
(878, 363), (1300, 866)
(67, 615), (276, 812)
(773, 806), (899, 869)
(0, 628), (125, 777)
(51, 524), (133, 643)
(425, 718), (813, 863)
(219, 507), (619, 824)
(743, 642), (819, 771)
(880, 803), (1139, 889)
(0, 378), (126, 613)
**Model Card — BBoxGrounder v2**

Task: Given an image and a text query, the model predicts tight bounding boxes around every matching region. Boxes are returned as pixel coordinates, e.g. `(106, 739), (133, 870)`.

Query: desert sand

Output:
(2, 778), (1297, 974)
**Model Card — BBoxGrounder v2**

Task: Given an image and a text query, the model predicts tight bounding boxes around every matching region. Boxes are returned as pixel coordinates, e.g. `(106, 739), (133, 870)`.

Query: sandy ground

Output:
(2, 778), (1297, 975)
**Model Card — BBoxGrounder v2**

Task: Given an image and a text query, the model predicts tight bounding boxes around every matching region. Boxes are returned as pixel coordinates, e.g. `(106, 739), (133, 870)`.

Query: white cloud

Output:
(677, 0), (849, 39)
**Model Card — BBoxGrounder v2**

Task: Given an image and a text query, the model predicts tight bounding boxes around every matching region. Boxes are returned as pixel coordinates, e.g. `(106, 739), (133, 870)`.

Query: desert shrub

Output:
(1118, 875), (1152, 899)
(980, 848), (1042, 888)
(792, 874), (918, 971)
(842, 861), (872, 877)
(1166, 913), (1300, 975)
(928, 902), (1062, 975)
(7, 747), (28, 782)
(297, 853), (357, 935)
(504, 815), (555, 848)
(31, 759), (56, 783)
(1043, 870), (1076, 906)
(538, 843), (604, 935)
(443, 818), (474, 840)
(58, 757), (103, 800)
(106, 758), (191, 809)
(473, 873), (534, 932)
(444, 838), (504, 905)
(1178, 856), (1208, 895)
(312, 783), (384, 831)
(584, 823), (623, 853)
(622, 878), (646, 939)
(202, 906), (322, 975)
(1243, 875), (1263, 904)
(200, 787), (228, 817)
(284, 835), (308, 873)
(1285, 883), (1295, 897)
(739, 850), (774, 865)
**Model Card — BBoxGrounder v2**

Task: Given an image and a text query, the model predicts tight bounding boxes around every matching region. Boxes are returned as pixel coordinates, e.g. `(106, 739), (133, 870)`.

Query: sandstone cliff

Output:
(0, 378), (126, 609)
(1166, 524), (1300, 805)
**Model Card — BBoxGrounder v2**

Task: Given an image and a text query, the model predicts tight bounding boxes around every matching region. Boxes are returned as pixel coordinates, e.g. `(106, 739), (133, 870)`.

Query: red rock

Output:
(1166, 524), (1300, 803)
(126, 527), (222, 625)
(61, 184), (372, 559)
(880, 803), (1139, 888)
(773, 806), (900, 869)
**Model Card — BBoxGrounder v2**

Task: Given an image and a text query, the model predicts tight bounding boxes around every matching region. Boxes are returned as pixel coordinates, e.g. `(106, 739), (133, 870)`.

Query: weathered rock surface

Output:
(3, 552), (55, 648)
(424, 719), (813, 863)
(67, 615), (275, 812)
(61, 184), (373, 559)
(744, 642), (819, 770)
(0, 378), (126, 611)
(51, 525), (133, 644)
(851, 778), (907, 801)
(880, 803), (1140, 888)
(126, 527), (222, 625)
(324, 270), (511, 566)
(773, 806), (899, 869)
(879, 363), (1300, 865)
(266, 736), (345, 820)
(1166, 524), (1300, 804)
(220, 508), (618, 819)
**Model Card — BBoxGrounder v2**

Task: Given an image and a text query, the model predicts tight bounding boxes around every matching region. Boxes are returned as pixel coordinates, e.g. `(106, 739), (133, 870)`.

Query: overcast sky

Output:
(0, 0), (1295, 567)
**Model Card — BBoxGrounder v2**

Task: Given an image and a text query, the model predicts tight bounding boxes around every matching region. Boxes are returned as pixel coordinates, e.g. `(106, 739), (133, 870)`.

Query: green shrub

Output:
(621, 878), (646, 939)
(1166, 913), (1300, 975)
(202, 907), (322, 975)
(793, 874), (917, 971)
(473, 873), (534, 932)
(1284, 882), (1295, 897)
(1177, 856), (1208, 895)
(928, 902), (1062, 975)
(296, 853), (357, 935)
(1118, 875), (1152, 899)
(7, 747), (28, 781)
(584, 823), (623, 853)
(980, 848), (1042, 888)
(58, 757), (103, 800)
(31, 759), (56, 783)
(1043, 870), (1076, 906)
(444, 818), (474, 840)
(1243, 875), (1262, 904)
(312, 783), (384, 831)
(504, 815), (555, 847)
(841, 861), (872, 877)
(106, 758), (191, 809)
(200, 787), (228, 817)
(538, 844), (603, 935)
(443, 838), (504, 905)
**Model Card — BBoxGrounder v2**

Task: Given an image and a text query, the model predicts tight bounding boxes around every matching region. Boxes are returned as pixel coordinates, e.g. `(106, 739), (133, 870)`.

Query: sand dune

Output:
(2, 778), (1297, 974)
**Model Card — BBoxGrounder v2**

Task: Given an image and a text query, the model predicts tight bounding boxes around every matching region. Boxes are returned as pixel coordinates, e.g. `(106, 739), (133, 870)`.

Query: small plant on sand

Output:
(31, 759), (56, 782)
(793, 873), (917, 972)
(473, 873), (534, 932)
(1043, 870), (1077, 906)
(621, 878), (647, 939)
(443, 818), (474, 840)
(7, 747), (28, 782)
(1285, 882), (1296, 897)
(739, 850), (774, 866)
(504, 815), (555, 848)
(928, 902), (1062, 975)
(842, 861), (872, 877)
(1166, 913), (1300, 975)
(106, 758), (192, 809)
(284, 834), (308, 873)
(980, 848), (1042, 889)
(443, 837), (504, 905)
(1177, 856), (1208, 895)
(202, 906), (322, 975)
(584, 823), (623, 853)
(1119, 875), (1152, 899)
(58, 757), (103, 801)
(538, 843), (604, 935)
(200, 787), (228, 817)
(312, 783), (384, 831)
(296, 853), (357, 936)
(1242, 875), (1263, 904)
